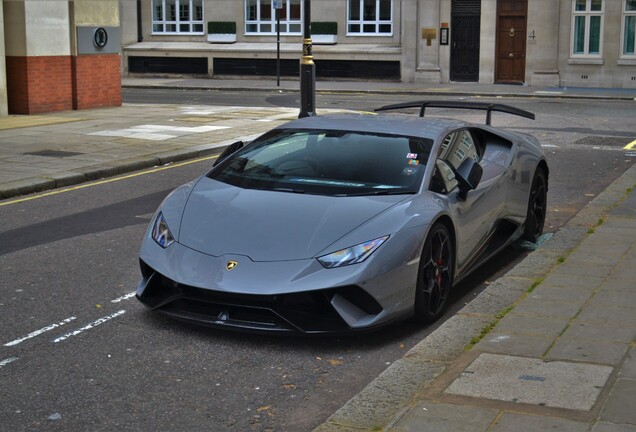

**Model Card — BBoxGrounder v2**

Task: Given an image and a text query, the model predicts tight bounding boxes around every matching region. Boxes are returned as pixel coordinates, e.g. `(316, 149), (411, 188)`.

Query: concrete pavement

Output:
(1, 79), (635, 431)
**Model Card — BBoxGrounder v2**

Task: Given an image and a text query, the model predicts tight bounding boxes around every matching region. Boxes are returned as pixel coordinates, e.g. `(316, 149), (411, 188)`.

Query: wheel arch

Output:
(432, 214), (457, 272)
(537, 159), (549, 185)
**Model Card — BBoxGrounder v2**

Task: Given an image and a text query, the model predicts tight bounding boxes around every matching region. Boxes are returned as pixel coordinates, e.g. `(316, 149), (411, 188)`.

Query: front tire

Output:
(523, 167), (548, 242)
(413, 223), (454, 324)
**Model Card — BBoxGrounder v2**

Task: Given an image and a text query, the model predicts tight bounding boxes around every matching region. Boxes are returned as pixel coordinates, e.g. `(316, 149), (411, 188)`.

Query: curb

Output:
(122, 84), (636, 101)
(314, 163), (636, 431)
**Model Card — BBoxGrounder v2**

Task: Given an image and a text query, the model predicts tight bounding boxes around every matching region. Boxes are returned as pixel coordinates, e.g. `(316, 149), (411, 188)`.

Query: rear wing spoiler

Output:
(375, 101), (535, 126)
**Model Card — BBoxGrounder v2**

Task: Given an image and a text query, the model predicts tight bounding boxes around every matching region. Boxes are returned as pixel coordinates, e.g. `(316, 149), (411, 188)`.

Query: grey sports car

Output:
(136, 101), (548, 334)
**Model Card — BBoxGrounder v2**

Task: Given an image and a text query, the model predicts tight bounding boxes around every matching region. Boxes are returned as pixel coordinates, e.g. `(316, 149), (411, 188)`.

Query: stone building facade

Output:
(120, 0), (635, 89)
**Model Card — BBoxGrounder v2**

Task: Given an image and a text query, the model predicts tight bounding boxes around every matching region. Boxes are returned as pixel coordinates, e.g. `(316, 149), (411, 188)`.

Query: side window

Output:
(430, 130), (479, 194)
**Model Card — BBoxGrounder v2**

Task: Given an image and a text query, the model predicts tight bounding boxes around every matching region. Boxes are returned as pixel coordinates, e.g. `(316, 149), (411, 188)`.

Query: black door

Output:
(450, 0), (481, 82)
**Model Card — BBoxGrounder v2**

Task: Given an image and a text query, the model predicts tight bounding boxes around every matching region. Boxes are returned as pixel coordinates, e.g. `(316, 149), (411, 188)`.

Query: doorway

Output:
(450, 0), (481, 82)
(495, 0), (528, 84)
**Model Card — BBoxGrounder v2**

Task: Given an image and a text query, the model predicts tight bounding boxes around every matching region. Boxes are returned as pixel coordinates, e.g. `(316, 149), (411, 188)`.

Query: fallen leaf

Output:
(327, 359), (343, 366)
(257, 406), (271, 412)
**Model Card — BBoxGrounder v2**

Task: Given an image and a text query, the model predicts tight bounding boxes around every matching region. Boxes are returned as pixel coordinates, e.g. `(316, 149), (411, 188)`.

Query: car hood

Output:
(177, 177), (407, 261)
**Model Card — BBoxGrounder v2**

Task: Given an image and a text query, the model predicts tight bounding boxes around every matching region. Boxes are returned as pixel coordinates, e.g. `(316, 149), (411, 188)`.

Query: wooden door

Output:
(495, 0), (528, 84)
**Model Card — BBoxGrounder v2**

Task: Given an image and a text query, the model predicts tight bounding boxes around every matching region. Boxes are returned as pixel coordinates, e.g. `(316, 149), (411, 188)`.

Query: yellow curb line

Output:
(625, 139), (636, 150)
(0, 155), (218, 207)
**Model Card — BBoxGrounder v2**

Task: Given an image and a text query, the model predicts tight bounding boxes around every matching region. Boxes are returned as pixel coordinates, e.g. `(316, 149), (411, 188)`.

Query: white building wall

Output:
(24, 0), (71, 56)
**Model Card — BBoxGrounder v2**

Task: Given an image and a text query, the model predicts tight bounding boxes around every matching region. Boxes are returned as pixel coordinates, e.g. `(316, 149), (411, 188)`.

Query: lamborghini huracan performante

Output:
(136, 101), (548, 334)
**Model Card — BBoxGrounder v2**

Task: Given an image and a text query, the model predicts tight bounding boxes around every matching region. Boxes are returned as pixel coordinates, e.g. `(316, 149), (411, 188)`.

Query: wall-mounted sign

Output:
(77, 26), (121, 55)
(93, 28), (108, 49)
(421, 28), (437, 40)
(440, 27), (449, 45)
(421, 28), (437, 47)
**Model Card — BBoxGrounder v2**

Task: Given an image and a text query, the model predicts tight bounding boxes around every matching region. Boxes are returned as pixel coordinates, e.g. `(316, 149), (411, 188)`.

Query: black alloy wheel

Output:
(414, 223), (454, 323)
(523, 168), (548, 242)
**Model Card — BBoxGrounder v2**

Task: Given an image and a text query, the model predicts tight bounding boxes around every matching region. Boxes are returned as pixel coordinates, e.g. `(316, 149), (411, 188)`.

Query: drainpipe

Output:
(137, 0), (143, 42)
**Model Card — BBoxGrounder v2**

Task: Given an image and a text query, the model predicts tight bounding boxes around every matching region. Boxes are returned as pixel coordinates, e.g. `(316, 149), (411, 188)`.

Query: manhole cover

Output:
(25, 150), (84, 158)
(445, 353), (612, 410)
(574, 136), (634, 147)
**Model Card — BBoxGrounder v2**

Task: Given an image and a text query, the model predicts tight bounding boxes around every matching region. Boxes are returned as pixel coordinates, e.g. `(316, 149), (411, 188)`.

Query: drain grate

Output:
(25, 150), (84, 158)
(574, 136), (634, 147)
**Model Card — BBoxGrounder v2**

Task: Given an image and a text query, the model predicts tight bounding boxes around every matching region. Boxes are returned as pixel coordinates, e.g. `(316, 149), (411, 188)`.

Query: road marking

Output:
(4, 317), (77, 347)
(52, 310), (126, 343)
(111, 292), (136, 303)
(0, 357), (19, 368)
(625, 139), (636, 150)
(89, 124), (231, 141)
(0, 155), (219, 208)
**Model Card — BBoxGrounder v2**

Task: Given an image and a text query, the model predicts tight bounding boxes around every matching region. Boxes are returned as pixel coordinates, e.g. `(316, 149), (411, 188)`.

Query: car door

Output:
(430, 129), (506, 274)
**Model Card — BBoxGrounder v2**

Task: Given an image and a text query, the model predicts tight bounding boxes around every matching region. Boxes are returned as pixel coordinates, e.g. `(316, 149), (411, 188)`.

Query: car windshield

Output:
(208, 129), (433, 196)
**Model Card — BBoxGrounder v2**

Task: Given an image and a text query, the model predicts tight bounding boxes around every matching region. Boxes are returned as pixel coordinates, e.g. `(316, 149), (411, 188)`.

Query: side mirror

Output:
(455, 158), (483, 200)
(213, 141), (244, 167)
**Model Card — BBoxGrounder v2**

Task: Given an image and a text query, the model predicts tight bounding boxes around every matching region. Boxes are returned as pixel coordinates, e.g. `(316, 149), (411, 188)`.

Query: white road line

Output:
(4, 317), (77, 347)
(0, 357), (19, 368)
(111, 292), (136, 303)
(52, 310), (126, 343)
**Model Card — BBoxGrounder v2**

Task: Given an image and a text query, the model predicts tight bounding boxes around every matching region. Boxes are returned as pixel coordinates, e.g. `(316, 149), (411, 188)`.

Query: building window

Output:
(152, 0), (203, 34)
(571, 0), (603, 56)
(622, 0), (636, 56)
(347, 0), (393, 36)
(245, 0), (302, 35)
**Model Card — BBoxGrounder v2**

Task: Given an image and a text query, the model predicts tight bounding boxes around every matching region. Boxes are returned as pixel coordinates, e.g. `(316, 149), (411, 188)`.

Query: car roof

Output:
(277, 113), (470, 141)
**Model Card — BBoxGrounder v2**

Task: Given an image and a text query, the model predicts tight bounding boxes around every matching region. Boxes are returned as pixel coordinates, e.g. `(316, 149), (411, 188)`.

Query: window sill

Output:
(568, 57), (604, 65)
(618, 58), (636, 65)
(345, 33), (394, 37)
(244, 33), (302, 37)
(151, 32), (205, 36)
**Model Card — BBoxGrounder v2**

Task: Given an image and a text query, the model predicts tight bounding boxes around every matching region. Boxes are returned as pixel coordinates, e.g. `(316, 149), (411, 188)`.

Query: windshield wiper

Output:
(335, 189), (415, 197)
(270, 187), (306, 194)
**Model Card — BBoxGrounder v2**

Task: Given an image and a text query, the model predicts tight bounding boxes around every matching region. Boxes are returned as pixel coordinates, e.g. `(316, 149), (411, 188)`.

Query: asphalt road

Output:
(1, 91), (635, 431)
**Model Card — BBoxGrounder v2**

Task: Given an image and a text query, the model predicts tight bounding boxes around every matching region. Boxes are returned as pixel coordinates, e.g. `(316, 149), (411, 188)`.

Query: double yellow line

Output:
(0, 155), (218, 207)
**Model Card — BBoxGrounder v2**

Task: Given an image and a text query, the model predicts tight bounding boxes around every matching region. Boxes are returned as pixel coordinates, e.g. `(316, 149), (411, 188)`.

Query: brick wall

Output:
(5, 54), (122, 114)
(6, 56), (73, 114)
(71, 54), (122, 110)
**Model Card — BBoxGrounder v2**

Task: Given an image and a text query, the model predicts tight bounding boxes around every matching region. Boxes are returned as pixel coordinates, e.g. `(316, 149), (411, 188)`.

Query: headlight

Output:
(151, 212), (175, 248)
(317, 236), (389, 268)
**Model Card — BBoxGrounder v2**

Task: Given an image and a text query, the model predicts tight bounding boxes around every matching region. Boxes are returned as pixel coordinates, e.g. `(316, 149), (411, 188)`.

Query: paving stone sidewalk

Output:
(0, 104), (301, 199)
(315, 164), (636, 432)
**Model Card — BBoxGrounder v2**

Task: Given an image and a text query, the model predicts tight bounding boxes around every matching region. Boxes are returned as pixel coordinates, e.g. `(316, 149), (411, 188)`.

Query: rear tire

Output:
(413, 223), (454, 324)
(523, 168), (548, 242)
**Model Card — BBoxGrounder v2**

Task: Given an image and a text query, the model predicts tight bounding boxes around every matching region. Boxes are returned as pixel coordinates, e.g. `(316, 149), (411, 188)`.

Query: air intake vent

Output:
(452, 0), (481, 16)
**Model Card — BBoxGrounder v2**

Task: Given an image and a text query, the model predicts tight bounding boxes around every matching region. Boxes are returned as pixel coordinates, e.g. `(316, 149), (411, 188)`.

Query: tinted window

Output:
(209, 129), (433, 196)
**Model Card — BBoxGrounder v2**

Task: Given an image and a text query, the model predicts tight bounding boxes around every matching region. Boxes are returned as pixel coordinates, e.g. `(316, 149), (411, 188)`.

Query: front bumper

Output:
(137, 261), (388, 333)
(136, 239), (418, 334)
